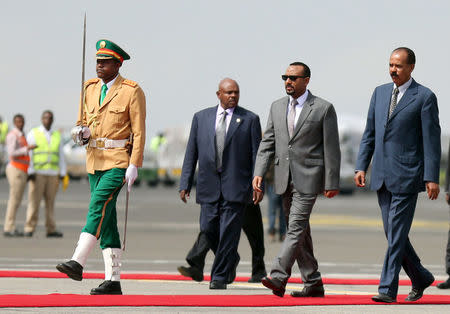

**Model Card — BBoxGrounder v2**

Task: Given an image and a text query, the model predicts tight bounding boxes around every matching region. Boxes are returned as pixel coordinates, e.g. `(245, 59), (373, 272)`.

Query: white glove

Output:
(125, 164), (138, 192)
(81, 126), (91, 139)
(70, 126), (83, 145)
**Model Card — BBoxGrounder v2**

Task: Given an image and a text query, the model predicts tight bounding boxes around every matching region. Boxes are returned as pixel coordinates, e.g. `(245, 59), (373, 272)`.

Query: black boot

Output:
(56, 260), (83, 281)
(90, 280), (122, 295)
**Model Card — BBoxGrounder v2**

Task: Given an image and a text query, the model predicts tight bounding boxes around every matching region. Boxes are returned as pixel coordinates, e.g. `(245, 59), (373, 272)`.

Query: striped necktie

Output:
(388, 87), (399, 118)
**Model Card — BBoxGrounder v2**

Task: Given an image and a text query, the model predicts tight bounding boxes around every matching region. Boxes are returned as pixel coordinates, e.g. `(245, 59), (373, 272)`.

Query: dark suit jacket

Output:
(180, 105), (262, 204)
(356, 79), (441, 193)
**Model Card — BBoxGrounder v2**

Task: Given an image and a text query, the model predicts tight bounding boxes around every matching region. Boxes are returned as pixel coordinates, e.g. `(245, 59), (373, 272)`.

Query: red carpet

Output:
(0, 294), (449, 307)
(0, 270), (443, 286)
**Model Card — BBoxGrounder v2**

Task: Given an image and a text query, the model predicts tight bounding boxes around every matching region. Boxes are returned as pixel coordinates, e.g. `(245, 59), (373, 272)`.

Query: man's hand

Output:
(253, 190), (264, 204)
(180, 190), (190, 203)
(446, 193), (450, 205)
(125, 164), (138, 192)
(324, 190), (339, 198)
(27, 144), (37, 151)
(354, 171), (366, 187)
(252, 176), (263, 193)
(426, 182), (439, 200)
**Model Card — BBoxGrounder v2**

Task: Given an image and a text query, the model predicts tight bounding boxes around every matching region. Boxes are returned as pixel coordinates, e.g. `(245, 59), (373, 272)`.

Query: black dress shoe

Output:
(248, 273), (267, 283)
(47, 231), (63, 238)
(209, 280), (227, 289)
(405, 276), (434, 302)
(261, 276), (285, 297)
(56, 260), (83, 281)
(90, 280), (122, 295)
(437, 278), (450, 289)
(290, 285), (325, 297)
(372, 293), (396, 303)
(177, 265), (204, 282)
(3, 230), (24, 237)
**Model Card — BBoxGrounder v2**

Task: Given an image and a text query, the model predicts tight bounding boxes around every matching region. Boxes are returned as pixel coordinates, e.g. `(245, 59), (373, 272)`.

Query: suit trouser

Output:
(377, 185), (433, 297)
(445, 206), (450, 276)
(4, 165), (27, 232)
(186, 203), (266, 277)
(199, 198), (245, 282)
(82, 168), (125, 249)
(271, 185), (322, 286)
(25, 174), (60, 233)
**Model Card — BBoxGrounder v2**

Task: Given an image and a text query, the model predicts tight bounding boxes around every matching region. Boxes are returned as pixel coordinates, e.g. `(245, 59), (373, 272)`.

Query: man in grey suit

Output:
(437, 142), (450, 289)
(355, 47), (440, 303)
(253, 62), (341, 298)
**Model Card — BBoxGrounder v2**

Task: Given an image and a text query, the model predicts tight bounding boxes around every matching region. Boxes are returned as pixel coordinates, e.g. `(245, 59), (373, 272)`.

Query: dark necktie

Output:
(215, 111), (227, 170)
(388, 87), (399, 118)
(287, 99), (298, 137)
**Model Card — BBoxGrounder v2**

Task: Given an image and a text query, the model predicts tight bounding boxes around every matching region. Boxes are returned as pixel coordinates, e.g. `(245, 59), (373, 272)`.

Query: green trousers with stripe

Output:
(82, 168), (125, 249)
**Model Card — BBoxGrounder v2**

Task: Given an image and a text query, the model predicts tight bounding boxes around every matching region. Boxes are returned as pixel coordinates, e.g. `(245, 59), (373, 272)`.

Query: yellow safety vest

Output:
(0, 121), (7, 144)
(32, 128), (61, 171)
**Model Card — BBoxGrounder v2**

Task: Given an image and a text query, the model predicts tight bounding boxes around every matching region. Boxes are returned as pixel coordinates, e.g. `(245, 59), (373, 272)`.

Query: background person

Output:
(24, 110), (65, 238)
(3, 114), (35, 237)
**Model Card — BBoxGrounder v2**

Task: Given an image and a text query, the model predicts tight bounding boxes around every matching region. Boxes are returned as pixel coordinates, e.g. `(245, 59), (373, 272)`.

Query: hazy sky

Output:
(1, 0), (449, 141)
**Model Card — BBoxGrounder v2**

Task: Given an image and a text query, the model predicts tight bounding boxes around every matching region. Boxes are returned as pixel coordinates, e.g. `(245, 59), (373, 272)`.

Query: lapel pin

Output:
(236, 118), (241, 123)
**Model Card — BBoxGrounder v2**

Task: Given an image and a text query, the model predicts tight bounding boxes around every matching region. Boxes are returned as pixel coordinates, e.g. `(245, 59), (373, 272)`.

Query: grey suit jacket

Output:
(254, 91), (341, 195)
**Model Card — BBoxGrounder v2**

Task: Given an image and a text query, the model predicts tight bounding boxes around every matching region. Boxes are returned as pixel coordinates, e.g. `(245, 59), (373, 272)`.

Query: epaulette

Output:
(122, 79), (137, 87)
(84, 78), (100, 86)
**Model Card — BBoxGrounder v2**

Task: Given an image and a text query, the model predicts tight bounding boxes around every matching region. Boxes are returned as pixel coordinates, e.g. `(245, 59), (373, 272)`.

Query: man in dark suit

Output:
(355, 47), (440, 303)
(179, 78), (263, 289)
(437, 142), (450, 289)
(253, 62), (341, 298)
(177, 202), (267, 284)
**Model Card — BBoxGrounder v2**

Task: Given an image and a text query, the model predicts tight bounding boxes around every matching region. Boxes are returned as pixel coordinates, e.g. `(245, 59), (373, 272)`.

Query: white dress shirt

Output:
(101, 74), (119, 98)
(393, 77), (412, 103)
(215, 105), (235, 133)
(288, 90), (309, 128)
(27, 125), (66, 176)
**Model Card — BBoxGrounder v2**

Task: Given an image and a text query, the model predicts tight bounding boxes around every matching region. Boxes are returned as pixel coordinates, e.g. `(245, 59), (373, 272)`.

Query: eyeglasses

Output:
(281, 75), (308, 81)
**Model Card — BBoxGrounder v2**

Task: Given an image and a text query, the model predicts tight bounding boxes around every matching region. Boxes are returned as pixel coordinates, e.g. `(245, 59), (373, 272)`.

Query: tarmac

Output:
(1, 178), (450, 313)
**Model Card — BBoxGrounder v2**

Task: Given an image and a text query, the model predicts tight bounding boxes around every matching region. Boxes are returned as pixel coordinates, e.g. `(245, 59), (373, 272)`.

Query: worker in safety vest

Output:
(0, 116), (8, 145)
(25, 110), (66, 238)
(3, 114), (36, 237)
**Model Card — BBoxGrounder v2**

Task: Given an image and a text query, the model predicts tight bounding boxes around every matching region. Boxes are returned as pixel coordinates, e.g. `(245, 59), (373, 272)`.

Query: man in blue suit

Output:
(179, 78), (263, 289)
(355, 47), (441, 303)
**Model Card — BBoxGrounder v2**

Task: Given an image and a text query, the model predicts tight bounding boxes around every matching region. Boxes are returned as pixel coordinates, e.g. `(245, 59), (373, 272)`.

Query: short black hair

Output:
(392, 47), (416, 64)
(13, 114), (24, 121)
(289, 62), (311, 78)
(42, 110), (54, 118)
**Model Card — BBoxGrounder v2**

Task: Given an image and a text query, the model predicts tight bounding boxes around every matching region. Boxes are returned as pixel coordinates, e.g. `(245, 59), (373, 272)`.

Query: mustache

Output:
(390, 72), (398, 77)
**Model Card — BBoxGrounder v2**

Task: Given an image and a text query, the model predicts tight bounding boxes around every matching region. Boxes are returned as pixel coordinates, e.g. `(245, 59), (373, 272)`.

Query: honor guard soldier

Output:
(56, 39), (146, 295)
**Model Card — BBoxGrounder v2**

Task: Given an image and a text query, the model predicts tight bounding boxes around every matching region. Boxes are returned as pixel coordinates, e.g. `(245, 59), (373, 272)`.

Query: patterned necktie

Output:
(100, 84), (108, 105)
(388, 87), (399, 118)
(287, 99), (298, 137)
(215, 111), (228, 170)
